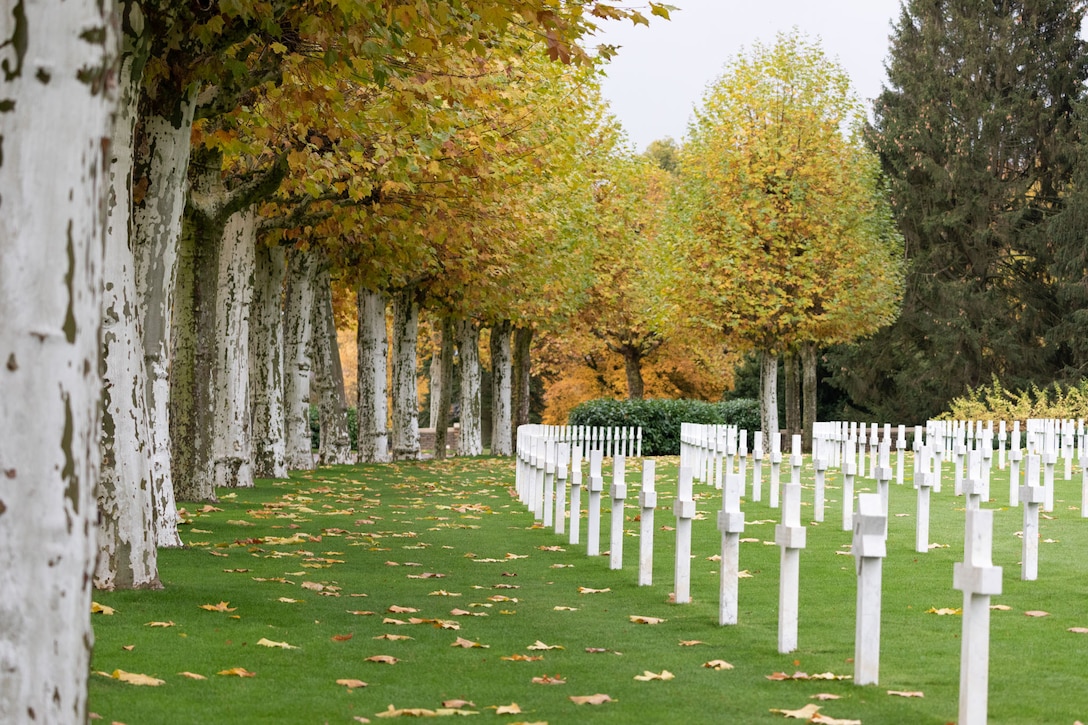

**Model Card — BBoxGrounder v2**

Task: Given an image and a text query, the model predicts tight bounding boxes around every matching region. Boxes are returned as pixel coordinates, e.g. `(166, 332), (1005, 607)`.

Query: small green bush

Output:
(310, 404), (360, 452)
(942, 375), (1088, 423)
(567, 398), (762, 456)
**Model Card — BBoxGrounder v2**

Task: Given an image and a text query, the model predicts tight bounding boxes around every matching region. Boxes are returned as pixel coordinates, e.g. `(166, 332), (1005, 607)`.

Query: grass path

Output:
(88, 455), (1088, 724)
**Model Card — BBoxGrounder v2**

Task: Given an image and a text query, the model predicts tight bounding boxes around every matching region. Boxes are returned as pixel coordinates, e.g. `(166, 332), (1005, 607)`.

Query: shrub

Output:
(942, 376), (1088, 423)
(567, 398), (762, 456)
(309, 405), (360, 452)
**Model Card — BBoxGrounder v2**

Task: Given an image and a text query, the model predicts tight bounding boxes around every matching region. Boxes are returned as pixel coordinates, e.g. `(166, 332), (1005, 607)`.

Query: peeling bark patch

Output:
(35, 67), (49, 84)
(0, 1), (27, 81)
(63, 226), (77, 343)
(5, 352), (15, 370)
(0, 498), (6, 516)
(3, 468), (13, 478)
(61, 393), (80, 518)
(0, 99), (13, 112)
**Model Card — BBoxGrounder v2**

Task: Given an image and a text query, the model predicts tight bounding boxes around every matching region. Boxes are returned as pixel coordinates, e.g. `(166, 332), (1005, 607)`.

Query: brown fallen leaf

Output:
(812, 715), (862, 725)
(501, 654), (543, 662)
(374, 634), (413, 641)
(495, 703), (522, 715)
(766, 672), (792, 681)
(178, 671), (206, 680)
(990, 604), (1012, 611)
(527, 640), (563, 651)
(532, 674), (567, 685)
(122, 645), (135, 651)
(109, 669), (164, 686)
(442, 699), (475, 709)
(278, 597), (302, 604)
(255, 638), (297, 649)
(679, 640), (705, 646)
(200, 601), (237, 612)
(337, 679), (368, 689)
(888, 690), (924, 698)
(332, 633), (354, 642)
(387, 605), (419, 614)
(1024, 610), (1049, 617)
(449, 608), (487, 617)
(217, 667), (256, 678)
(578, 586), (611, 594)
(91, 602), (116, 615)
(301, 582), (325, 591)
(451, 637), (487, 649)
(1068, 627), (1088, 634)
(629, 615), (666, 625)
(811, 693), (841, 701)
(382, 617), (407, 625)
(375, 705), (435, 718)
(570, 694), (614, 705)
(146, 621), (175, 628)
(703, 660), (734, 670)
(367, 655), (399, 664)
(633, 670), (674, 681)
(429, 590), (461, 597)
(349, 610), (376, 616)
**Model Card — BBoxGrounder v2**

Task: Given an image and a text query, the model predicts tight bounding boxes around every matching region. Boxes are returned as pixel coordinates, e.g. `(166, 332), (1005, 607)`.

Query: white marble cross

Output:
(1021, 453), (1044, 581)
(542, 439), (556, 527)
(718, 471), (745, 625)
(953, 508), (1003, 725)
(842, 439), (857, 532)
(638, 459), (657, 586)
(875, 441), (892, 517)
(1009, 446), (1022, 507)
(853, 492), (887, 686)
(769, 432), (782, 509)
(776, 448), (807, 653)
(813, 454), (828, 523)
(896, 424), (906, 485)
(915, 449), (934, 553)
(569, 444), (583, 546)
(586, 448), (603, 557)
(554, 442), (569, 535)
(609, 454), (627, 570)
(673, 465), (696, 604)
(752, 432), (764, 502)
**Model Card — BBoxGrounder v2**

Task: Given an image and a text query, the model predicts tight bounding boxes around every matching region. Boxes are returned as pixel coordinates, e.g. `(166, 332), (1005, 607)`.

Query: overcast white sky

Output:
(593, 0), (905, 152)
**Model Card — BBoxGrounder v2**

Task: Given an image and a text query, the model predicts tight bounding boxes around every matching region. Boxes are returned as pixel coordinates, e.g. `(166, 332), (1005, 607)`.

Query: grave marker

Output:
(586, 449), (603, 557)
(896, 424), (906, 485)
(770, 432), (782, 509)
(638, 460), (657, 586)
(953, 508), (1003, 725)
(915, 450), (934, 553)
(609, 455), (627, 570)
(853, 492), (888, 686)
(542, 440), (556, 527)
(718, 471), (745, 625)
(752, 433), (764, 502)
(1021, 454), (1043, 581)
(554, 442), (569, 535)
(776, 444), (807, 653)
(569, 444), (583, 546)
(674, 466), (696, 604)
(842, 439), (857, 532)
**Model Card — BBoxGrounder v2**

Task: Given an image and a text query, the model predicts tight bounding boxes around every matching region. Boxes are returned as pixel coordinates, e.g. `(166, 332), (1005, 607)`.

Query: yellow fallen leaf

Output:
(629, 615), (666, 625)
(495, 703), (522, 715)
(178, 671), (206, 680)
(812, 715), (862, 725)
(91, 602), (116, 615)
(633, 670), (674, 681)
(925, 607), (961, 616)
(990, 604), (1012, 611)
(348, 610), (376, 616)
(553, 606), (578, 611)
(703, 660), (734, 670)
(501, 654), (543, 662)
(110, 669), (163, 686)
(527, 640), (563, 651)
(367, 655), (399, 664)
(122, 645), (135, 651)
(570, 694), (613, 705)
(771, 703), (822, 719)
(429, 590), (461, 597)
(442, 700), (475, 709)
(200, 601), (236, 612)
(1024, 610), (1050, 617)
(812, 694), (841, 701)
(505, 553), (528, 559)
(301, 581), (326, 591)
(388, 605), (419, 613)
(146, 621), (175, 628)
(1068, 627), (1088, 634)
(374, 634), (413, 641)
(375, 704), (435, 718)
(809, 672), (852, 681)
(451, 637), (487, 649)
(532, 674), (566, 685)
(578, 586), (611, 594)
(255, 638), (297, 649)
(337, 679), (368, 689)
(888, 690), (924, 698)
(738, 570), (754, 578)
(217, 667), (256, 678)
(679, 640), (705, 646)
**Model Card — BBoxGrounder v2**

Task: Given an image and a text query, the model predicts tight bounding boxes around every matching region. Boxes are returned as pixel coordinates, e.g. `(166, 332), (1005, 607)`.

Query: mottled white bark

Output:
(391, 290), (422, 460)
(489, 321), (512, 456)
(457, 320), (483, 456)
(357, 288), (390, 462)
(312, 260), (353, 465)
(97, 26), (160, 590)
(250, 244), (287, 478)
(211, 208), (255, 488)
(433, 316), (455, 459)
(760, 351), (780, 455)
(132, 88), (196, 545)
(429, 346), (442, 429)
(283, 247), (317, 470)
(0, 1), (116, 719)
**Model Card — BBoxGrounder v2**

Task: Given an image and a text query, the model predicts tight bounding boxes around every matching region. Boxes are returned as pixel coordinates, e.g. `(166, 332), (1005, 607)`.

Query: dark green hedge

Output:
(567, 398), (761, 456)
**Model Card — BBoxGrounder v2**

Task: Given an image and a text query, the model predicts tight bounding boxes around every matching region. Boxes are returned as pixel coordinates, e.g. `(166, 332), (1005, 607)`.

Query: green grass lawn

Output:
(88, 454), (1088, 724)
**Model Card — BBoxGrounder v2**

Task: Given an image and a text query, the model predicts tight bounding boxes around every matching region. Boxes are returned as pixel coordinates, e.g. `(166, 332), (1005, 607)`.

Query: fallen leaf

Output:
(110, 669), (163, 686)
(375, 705), (436, 718)
(217, 667), (256, 678)
(495, 703), (522, 715)
(766, 672), (792, 681)
(301, 582), (326, 591)
(569, 694), (614, 705)
(91, 602), (117, 616)
(1025, 610), (1049, 617)
(348, 610), (376, 616)
(770, 703), (822, 719)
(256, 638), (297, 649)
(146, 621), (175, 628)
(501, 654), (543, 662)
(367, 655), (399, 664)
(442, 700), (475, 708)
(679, 640), (705, 646)
(388, 605), (418, 614)
(809, 673), (852, 681)
(990, 604), (1012, 611)
(336, 679), (367, 689)
(812, 715), (862, 725)
(888, 690), (924, 698)
(629, 615), (666, 625)
(811, 694), (841, 701)
(429, 590), (460, 597)
(738, 570), (754, 578)
(633, 670), (674, 681)
(1068, 627), (1088, 634)
(452, 637), (487, 649)
(925, 607), (961, 616)
(449, 608), (486, 617)
(200, 601), (236, 612)
(532, 674), (567, 685)
(527, 640), (563, 651)
(178, 671), (206, 680)
(332, 633), (354, 642)
(374, 634), (413, 641)
(278, 598), (302, 604)
(578, 587), (611, 594)
(703, 660), (734, 670)
(553, 606), (578, 611)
